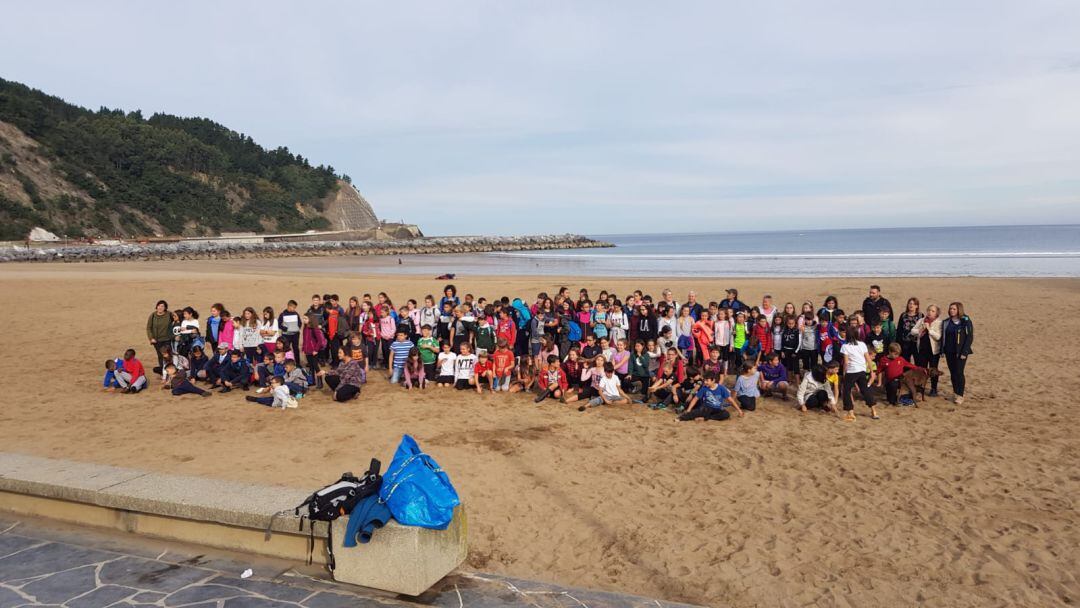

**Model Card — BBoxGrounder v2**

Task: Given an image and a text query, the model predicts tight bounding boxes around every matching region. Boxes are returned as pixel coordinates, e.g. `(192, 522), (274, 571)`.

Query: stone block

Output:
(330, 506), (467, 596)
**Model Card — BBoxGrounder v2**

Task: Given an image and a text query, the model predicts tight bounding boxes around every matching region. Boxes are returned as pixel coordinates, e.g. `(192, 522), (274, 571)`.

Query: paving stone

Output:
(206, 576), (311, 603)
(0, 543), (113, 583)
(301, 591), (389, 608)
(66, 585), (137, 608)
(222, 597), (301, 608)
(0, 536), (41, 560)
(20, 566), (98, 604)
(129, 591), (167, 604)
(99, 557), (212, 594)
(164, 583), (252, 606)
(0, 587), (29, 608)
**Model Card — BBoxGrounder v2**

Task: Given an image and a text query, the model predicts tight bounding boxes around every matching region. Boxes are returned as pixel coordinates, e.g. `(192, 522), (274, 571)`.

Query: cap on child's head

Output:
(218, 342), (230, 350)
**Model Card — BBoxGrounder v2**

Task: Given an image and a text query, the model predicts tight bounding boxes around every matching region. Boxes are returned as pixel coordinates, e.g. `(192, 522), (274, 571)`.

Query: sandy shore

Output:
(0, 262), (1076, 607)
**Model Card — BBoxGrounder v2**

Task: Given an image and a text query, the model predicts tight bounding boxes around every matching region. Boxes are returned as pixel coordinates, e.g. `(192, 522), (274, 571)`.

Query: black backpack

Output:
(266, 459), (382, 570)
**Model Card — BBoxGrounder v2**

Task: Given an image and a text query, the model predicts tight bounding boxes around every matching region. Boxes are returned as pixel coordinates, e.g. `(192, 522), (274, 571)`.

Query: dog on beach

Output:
(901, 367), (943, 403)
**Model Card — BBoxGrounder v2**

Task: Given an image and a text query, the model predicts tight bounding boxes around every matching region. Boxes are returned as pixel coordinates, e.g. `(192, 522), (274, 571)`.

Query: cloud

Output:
(2, 0), (1079, 234)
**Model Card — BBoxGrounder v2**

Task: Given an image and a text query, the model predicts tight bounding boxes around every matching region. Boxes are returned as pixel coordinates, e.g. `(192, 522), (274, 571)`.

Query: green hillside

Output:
(0, 77), (347, 240)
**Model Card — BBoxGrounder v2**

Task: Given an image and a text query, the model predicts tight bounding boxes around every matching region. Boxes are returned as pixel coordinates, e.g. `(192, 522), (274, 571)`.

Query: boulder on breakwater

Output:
(0, 234), (612, 264)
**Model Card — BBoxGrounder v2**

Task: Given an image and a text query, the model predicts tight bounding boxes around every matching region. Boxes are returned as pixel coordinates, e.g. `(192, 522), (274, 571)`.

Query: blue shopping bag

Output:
(379, 435), (460, 529)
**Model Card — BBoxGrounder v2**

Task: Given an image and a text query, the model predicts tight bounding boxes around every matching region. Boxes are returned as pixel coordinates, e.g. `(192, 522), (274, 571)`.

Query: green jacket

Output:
(628, 352), (651, 378)
(146, 311), (173, 342)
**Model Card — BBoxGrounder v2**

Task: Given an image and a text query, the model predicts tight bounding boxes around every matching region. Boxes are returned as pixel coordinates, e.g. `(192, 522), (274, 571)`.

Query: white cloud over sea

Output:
(2, 1), (1079, 234)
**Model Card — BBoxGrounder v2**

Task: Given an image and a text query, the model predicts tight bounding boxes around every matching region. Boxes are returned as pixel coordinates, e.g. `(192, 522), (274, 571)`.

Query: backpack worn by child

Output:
(265, 459), (382, 570)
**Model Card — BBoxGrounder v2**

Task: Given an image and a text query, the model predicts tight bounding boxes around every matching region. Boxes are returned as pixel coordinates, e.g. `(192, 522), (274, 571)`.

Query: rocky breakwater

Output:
(0, 234), (612, 263)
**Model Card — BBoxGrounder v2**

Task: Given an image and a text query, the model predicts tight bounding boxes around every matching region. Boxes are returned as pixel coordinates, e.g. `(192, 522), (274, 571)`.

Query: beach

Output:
(1, 262), (1077, 607)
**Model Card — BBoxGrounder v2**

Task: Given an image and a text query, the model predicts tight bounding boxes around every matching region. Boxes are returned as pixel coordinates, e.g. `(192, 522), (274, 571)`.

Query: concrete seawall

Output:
(0, 234), (612, 264)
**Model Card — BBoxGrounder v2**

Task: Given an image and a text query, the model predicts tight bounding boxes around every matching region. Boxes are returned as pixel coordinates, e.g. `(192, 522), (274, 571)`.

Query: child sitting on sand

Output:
(245, 376), (294, 409)
(758, 352), (791, 401)
(162, 363), (211, 398)
(733, 362), (760, 411)
(102, 357), (124, 392)
(535, 355), (568, 403)
(679, 371), (742, 421)
(282, 359), (308, 396)
(113, 349), (147, 394)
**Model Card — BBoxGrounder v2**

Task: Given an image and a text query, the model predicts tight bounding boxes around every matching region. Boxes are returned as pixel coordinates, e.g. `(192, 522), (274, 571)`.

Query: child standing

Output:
(436, 341), (457, 387)
(492, 338), (515, 392)
(388, 330), (414, 384)
(417, 325), (440, 383)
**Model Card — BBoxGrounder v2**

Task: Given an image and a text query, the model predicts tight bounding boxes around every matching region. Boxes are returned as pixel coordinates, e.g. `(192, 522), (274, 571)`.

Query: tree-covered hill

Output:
(0, 77), (358, 240)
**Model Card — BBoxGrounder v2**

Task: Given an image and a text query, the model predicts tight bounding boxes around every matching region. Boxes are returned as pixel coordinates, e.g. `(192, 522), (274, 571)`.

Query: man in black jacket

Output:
(862, 285), (893, 326)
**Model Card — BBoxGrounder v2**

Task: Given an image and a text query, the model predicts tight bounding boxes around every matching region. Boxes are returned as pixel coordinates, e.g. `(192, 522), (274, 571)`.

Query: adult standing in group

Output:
(146, 300), (173, 374)
(720, 288), (746, 313)
(685, 290), (703, 320)
(897, 297), (924, 361)
(862, 285), (893, 326)
(660, 289), (679, 315)
(942, 302), (974, 404)
(760, 295), (778, 324)
(911, 304), (943, 397)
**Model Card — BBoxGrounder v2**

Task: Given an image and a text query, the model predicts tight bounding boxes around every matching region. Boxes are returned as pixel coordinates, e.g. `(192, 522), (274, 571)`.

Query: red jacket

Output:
(496, 318), (517, 348)
(538, 367), (568, 392)
(655, 355), (686, 383)
(123, 358), (145, 382)
(751, 324), (773, 354)
(878, 355), (920, 383)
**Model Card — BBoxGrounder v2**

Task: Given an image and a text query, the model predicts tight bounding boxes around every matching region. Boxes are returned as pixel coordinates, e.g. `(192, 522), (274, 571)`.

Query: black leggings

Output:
(804, 389), (831, 409)
(283, 333), (301, 364)
(171, 380), (206, 397)
(885, 378), (905, 404)
(842, 371), (876, 411)
(679, 406), (730, 421)
(737, 395), (757, 411)
(325, 375), (361, 401)
(945, 353), (966, 396)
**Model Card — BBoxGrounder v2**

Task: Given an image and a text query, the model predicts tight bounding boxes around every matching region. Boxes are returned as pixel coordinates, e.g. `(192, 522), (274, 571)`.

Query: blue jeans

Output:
(390, 366), (404, 384)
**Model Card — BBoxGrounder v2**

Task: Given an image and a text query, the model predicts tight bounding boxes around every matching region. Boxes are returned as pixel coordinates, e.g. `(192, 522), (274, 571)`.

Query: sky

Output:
(2, 1), (1079, 235)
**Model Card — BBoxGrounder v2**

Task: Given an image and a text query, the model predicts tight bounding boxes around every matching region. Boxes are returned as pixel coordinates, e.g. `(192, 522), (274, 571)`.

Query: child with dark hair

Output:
(245, 376), (294, 409)
(733, 362), (760, 411)
(403, 347), (427, 390)
(218, 350), (252, 393)
(679, 371), (742, 421)
(797, 365), (837, 413)
(114, 349), (147, 393)
(877, 342), (920, 405)
(102, 357), (124, 392)
(282, 359), (308, 397)
(162, 363), (211, 398)
(535, 355), (568, 402)
(758, 352), (791, 401)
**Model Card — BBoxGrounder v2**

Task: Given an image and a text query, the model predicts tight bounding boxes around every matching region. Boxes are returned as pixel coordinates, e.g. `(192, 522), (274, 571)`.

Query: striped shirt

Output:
(389, 340), (414, 369)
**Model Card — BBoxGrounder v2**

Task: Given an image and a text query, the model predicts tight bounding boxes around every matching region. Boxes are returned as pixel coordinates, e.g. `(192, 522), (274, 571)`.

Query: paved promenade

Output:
(0, 516), (698, 608)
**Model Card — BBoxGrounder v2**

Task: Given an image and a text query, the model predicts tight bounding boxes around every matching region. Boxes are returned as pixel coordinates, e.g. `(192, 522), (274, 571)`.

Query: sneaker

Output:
(928, 389), (939, 398)
(201, 392), (212, 398)
(954, 395), (964, 405)
(220, 387), (232, 394)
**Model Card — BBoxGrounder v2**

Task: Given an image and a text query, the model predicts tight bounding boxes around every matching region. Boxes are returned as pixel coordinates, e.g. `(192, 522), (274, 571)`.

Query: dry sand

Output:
(0, 262), (1077, 607)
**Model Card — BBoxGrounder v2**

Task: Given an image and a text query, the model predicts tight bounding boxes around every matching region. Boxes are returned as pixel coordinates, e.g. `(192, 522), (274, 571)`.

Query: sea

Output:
(299, 224), (1080, 278)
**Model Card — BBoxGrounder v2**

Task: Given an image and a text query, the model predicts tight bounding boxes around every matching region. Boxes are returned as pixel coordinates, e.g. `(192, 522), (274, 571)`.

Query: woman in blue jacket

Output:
(942, 301), (974, 405)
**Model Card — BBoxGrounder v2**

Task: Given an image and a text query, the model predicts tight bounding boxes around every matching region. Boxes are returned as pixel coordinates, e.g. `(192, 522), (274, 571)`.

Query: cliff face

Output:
(320, 180), (379, 232)
(0, 78), (417, 240)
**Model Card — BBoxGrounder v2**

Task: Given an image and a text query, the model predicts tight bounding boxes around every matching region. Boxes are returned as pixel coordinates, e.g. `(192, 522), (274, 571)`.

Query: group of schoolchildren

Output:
(107, 283), (974, 422)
